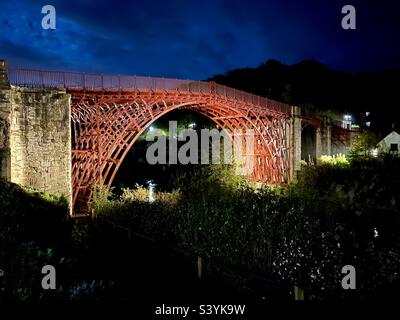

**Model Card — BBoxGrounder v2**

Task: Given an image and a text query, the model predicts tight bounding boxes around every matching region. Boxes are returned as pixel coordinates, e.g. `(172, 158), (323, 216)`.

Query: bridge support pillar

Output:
(290, 106), (302, 181)
(316, 128), (322, 159)
(0, 60), (72, 210)
(316, 120), (332, 159)
(0, 60), (11, 181)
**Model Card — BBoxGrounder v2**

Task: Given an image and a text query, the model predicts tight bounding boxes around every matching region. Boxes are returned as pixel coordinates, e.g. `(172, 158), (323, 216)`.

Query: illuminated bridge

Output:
(0, 60), (347, 214)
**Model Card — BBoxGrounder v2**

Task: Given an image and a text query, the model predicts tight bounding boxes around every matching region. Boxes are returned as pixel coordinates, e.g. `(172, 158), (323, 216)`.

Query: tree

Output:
(348, 131), (379, 160)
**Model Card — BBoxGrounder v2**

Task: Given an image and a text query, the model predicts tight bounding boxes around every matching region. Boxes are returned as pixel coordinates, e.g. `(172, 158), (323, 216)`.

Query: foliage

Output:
(0, 179), (121, 301)
(121, 184), (150, 202)
(171, 164), (249, 201)
(95, 159), (400, 300)
(3, 155), (400, 301)
(90, 183), (115, 213)
(289, 158), (400, 299)
(23, 186), (69, 208)
(68, 280), (115, 301)
(0, 179), (71, 301)
(348, 131), (380, 160)
(318, 154), (349, 167)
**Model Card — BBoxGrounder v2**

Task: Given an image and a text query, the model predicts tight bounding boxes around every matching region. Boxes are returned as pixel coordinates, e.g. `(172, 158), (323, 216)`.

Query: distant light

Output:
(188, 123), (196, 128)
(371, 148), (378, 158)
(366, 121), (371, 127)
(374, 227), (379, 238)
(147, 180), (155, 203)
(149, 126), (154, 132)
(366, 112), (370, 117)
(344, 114), (352, 121)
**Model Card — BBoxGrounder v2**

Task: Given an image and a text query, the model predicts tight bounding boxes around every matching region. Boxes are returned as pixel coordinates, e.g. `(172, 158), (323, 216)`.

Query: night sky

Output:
(0, 0), (399, 79)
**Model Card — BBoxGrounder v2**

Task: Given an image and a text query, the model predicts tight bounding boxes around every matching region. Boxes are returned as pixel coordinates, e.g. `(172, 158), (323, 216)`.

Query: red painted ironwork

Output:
(9, 68), (293, 213)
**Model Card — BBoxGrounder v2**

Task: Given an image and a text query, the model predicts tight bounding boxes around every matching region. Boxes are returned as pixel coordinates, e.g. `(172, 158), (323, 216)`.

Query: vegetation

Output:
(92, 157), (400, 300)
(2, 153), (400, 301)
(0, 180), (70, 300)
(348, 131), (380, 160)
(290, 156), (400, 299)
(0, 181), (114, 301)
(318, 154), (349, 167)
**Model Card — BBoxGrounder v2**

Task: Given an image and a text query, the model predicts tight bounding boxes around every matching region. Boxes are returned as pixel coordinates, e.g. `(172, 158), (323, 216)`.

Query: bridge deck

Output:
(8, 68), (291, 115)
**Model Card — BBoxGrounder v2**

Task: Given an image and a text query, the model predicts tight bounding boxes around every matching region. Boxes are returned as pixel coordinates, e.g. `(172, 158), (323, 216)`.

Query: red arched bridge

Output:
(7, 68), (300, 213)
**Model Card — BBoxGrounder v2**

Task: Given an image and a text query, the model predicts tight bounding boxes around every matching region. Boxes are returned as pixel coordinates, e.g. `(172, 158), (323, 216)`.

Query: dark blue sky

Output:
(0, 0), (399, 79)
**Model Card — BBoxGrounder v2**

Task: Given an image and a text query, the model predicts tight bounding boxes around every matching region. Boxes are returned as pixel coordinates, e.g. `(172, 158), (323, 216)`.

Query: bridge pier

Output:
(0, 60), (72, 210)
(290, 106), (302, 181)
(316, 119), (332, 158)
(0, 60), (11, 180)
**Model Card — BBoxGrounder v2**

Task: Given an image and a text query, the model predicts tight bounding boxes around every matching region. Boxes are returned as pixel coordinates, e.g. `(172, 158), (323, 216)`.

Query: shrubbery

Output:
(318, 154), (349, 167)
(4, 155), (399, 301)
(0, 180), (120, 301)
(0, 180), (72, 301)
(285, 157), (400, 299)
(92, 158), (400, 300)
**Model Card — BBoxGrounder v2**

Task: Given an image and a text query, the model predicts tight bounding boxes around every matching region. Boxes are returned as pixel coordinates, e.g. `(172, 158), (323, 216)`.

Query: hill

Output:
(208, 59), (400, 135)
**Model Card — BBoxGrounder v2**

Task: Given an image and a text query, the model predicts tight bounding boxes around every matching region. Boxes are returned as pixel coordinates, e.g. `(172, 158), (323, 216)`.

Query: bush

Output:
(92, 159), (400, 300)
(318, 154), (349, 167)
(348, 131), (379, 161)
(0, 180), (71, 301)
(288, 157), (400, 299)
(121, 184), (149, 202)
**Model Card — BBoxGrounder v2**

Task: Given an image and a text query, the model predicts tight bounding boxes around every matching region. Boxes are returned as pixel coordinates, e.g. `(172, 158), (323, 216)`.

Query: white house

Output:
(377, 131), (400, 155)
(341, 114), (352, 130)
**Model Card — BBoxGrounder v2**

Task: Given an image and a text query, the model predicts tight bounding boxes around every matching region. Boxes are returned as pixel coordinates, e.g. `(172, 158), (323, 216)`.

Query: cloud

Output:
(1, 0), (399, 79)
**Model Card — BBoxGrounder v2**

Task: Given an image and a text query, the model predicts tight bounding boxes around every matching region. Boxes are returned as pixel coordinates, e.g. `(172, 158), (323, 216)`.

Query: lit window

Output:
(344, 114), (352, 121)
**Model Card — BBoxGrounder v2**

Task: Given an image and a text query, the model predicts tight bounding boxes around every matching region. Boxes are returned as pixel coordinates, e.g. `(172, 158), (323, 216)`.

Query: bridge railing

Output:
(216, 84), (290, 114)
(8, 68), (199, 91)
(8, 68), (290, 114)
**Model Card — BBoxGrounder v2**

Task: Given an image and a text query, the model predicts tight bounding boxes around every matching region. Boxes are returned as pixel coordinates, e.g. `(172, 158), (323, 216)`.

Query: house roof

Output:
(378, 130), (400, 146)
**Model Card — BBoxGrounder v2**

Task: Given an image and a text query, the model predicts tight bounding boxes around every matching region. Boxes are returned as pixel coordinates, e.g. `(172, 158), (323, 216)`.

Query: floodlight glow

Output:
(374, 228), (379, 238)
(147, 180), (155, 203)
(371, 148), (378, 158)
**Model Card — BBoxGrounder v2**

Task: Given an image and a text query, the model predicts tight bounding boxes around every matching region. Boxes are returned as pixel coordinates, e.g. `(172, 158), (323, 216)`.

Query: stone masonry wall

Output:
(9, 87), (72, 203)
(290, 106), (302, 180)
(1, 60), (72, 209)
(0, 60), (11, 180)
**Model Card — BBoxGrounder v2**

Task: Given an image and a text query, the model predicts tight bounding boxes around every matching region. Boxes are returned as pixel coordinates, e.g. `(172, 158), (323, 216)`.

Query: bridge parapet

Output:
(8, 68), (291, 115)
